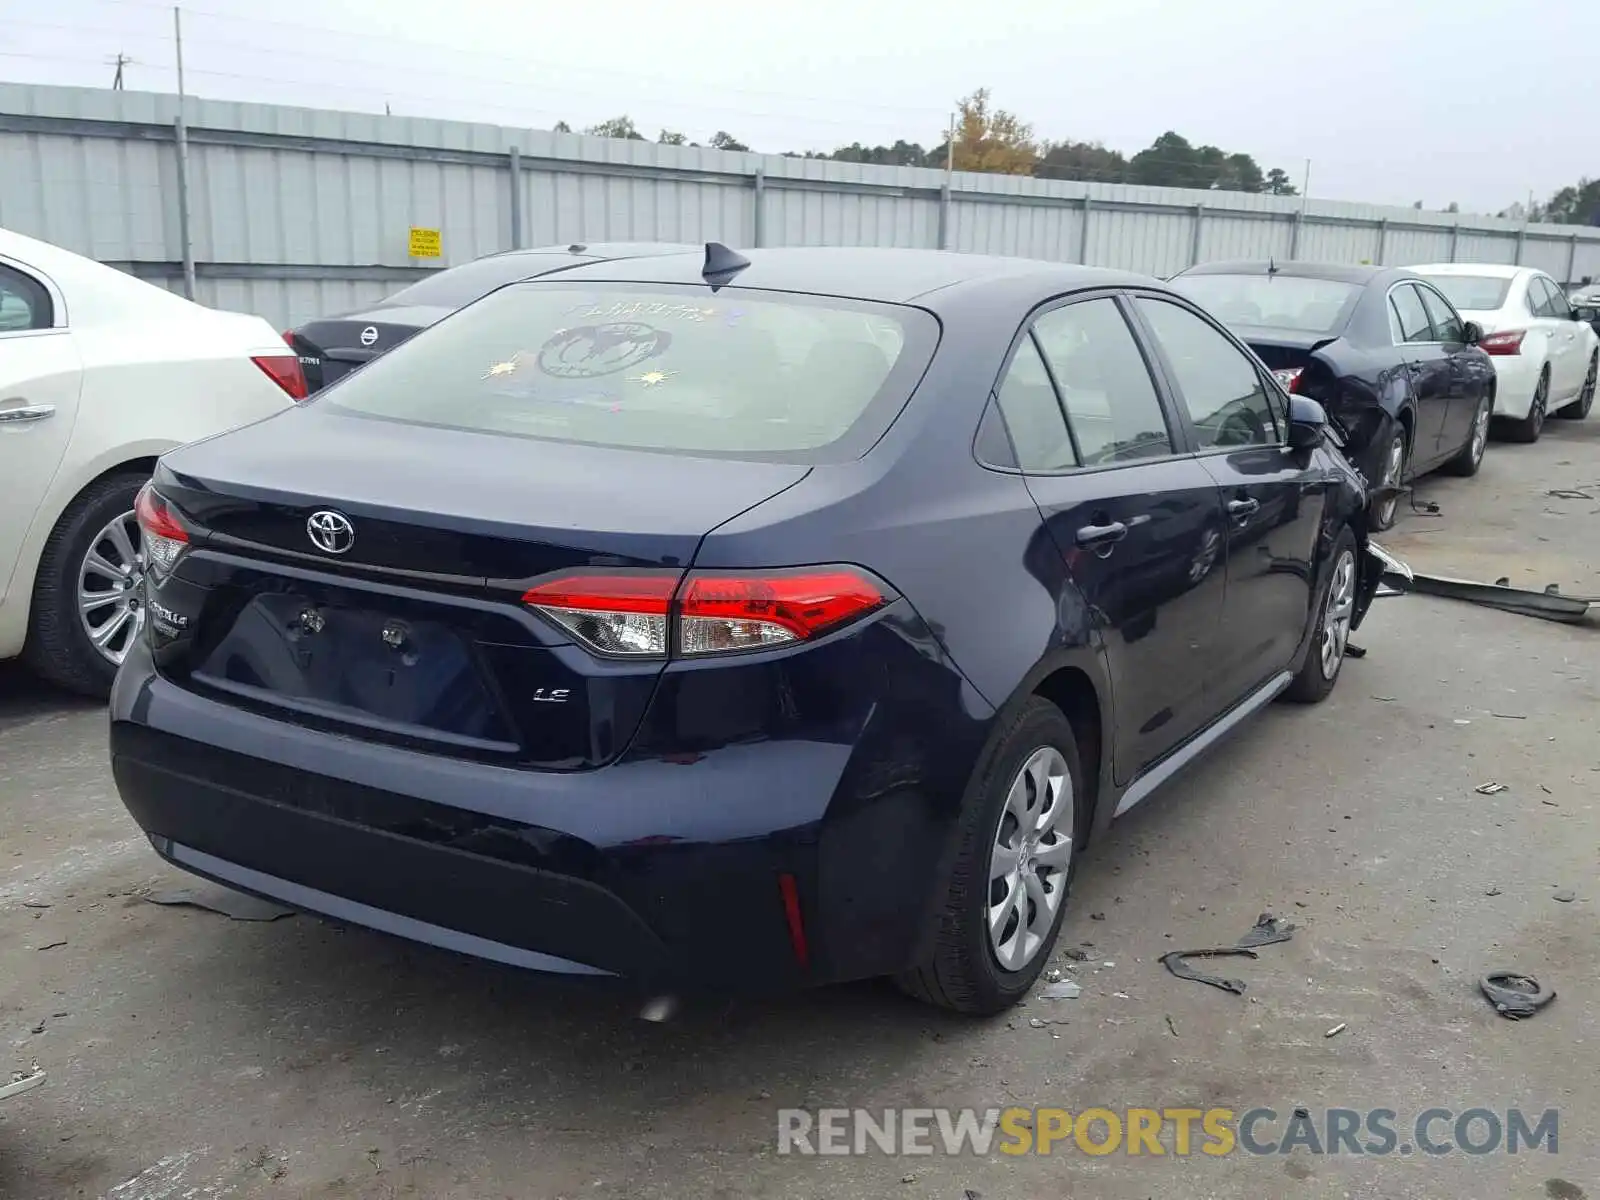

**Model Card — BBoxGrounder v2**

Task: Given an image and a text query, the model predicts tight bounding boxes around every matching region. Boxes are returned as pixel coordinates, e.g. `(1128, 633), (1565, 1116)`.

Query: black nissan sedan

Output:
(285, 242), (699, 392)
(112, 246), (1384, 1015)
(1169, 261), (1496, 529)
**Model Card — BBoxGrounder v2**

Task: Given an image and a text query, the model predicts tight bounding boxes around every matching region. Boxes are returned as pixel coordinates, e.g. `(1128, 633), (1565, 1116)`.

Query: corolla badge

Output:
(306, 510), (355, 554)
(360, 325), (379, 347)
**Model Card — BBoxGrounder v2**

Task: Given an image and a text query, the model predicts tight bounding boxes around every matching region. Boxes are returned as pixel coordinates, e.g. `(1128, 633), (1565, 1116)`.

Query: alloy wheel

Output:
(987, 746), (1074, 973)
(1581, 358), (1597, 415)
(77, 510), (145, 666)
(1531, 375), (1548, 435)
(1320, 549), (1356, 681)
(1470, 396), (1490, 465)
(1376, 435), (1405, 527)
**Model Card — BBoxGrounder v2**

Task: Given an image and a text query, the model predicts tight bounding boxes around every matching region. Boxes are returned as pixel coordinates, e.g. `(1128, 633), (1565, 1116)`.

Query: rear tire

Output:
(1553, 353), (1595, 420)
(1369, 430), (1407, 532)
(1504, 368), (1549, 443)
(1443, 391), (1490, 476)
(897, 697), (1085, 1015)
(22, 471), (150, 699)
(1284, 526), (1358, 705)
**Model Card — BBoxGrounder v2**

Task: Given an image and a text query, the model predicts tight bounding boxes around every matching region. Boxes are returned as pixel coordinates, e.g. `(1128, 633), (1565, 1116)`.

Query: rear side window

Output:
(323, 283), (937, 462)
(1389, 284), (1434, 343)
(1135, 298), (1280, 448)
(0, 264), (52, 332)
(1415, 286), (1464, 344)
(1529, 276), (1567, 319)
(1032, 298), (1174, 465)
(994, 337), (1076, 471)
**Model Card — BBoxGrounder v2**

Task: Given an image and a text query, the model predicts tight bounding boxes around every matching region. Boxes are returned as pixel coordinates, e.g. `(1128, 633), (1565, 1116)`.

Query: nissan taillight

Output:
(134, 482), (189, 580)
(252, 352), (309, 400)
(522, 567), (892, 659)
(1272, 367), (1305, 393)
(1479, 329), (1526, 356)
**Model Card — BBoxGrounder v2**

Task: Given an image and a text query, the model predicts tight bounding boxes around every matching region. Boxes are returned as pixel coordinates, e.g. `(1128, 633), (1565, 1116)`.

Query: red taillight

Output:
(521, 567), (889, 659)
(1272, 367), (1304, 393)
(1479, 329), (1525, 356)
(252, 352), (309, 400)
(134, 482), (188, 578)
(777, 873), (810, 969)
(281, 330), (295, 346)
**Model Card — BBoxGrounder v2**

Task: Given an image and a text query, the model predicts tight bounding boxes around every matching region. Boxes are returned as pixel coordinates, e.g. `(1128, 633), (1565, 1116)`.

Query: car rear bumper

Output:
(1488, 355), (1541, 418)
(109, 621), (988, 994)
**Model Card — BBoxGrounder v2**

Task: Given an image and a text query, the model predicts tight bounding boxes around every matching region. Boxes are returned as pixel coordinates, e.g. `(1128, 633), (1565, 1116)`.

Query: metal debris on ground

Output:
(2, 1066), (46, 1103)
(1325, 1022), (1348, 1038)
(1485, 887), (1503, 897)
(1475, 782), (1509, 795)
(1479, 972), (1555, 1020)
(1061, 947), (1089, 962)
(35, 940), (67, 951)
(1380, 568), (1593, 623)
(1160, 912), (1297, 996)
(1552, 889), (1576, 904)
(143, 887), (296, 922)
(1165, 1015), (1179, 1037)
(1040, 980), (1082, 1000)
(1547, 489), (1593, 500)
(1159, 948), (1259, 995)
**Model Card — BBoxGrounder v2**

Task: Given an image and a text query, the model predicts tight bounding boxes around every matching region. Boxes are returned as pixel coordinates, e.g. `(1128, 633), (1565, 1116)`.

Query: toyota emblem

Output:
(306, 510), (355, 555)
(359, 326), (379, 347)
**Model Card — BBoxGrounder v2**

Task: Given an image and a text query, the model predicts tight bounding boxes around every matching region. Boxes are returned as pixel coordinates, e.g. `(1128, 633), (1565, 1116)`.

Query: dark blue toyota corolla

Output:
(111, 245), (1382, 1014)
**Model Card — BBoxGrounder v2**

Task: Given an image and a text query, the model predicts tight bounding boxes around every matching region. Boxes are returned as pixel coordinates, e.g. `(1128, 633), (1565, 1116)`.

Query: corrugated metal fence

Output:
(5, 82), (1600, 331)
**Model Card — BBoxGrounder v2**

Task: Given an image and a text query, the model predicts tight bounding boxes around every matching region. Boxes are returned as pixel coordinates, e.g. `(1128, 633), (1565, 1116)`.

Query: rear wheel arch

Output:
(1031, 666), (1103, 839)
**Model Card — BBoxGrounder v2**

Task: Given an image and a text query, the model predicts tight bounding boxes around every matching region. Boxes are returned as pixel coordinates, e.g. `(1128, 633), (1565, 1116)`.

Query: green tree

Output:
(1541, 178), (1600, 225)
(585, 116), (644, 141)
(709, 131), (750, 152)
(552, 120), (571, 134)
(657, 129), (688, 146)
(1264, 167), (1297, 195)
(1034, 140), (1128, 183)
(825, 140), (930, 167)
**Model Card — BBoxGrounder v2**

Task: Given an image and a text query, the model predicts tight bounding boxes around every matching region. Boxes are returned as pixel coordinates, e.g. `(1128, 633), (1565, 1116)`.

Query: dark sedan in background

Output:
(285, 242), (699, 391)
(1170, 261), (1496, 529)
(114, 246), (1383, 1016)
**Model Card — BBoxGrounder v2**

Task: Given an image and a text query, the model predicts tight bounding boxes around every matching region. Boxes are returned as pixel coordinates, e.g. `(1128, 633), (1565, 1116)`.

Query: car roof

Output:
(494, 242), (704, 263)
(532, 245), (1154, 305)
(1406, 262), (1535, 279)
(1177, 259), (1394, 285)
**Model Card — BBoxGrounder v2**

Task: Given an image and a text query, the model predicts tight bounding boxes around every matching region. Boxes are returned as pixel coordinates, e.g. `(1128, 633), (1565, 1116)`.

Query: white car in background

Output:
(1409, 263), (1598, 441)
(1, 227), (306, 696)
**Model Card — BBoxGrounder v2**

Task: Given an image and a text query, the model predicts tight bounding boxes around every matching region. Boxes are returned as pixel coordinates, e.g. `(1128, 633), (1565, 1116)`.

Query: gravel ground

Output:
(2, 419), (1597, 1200)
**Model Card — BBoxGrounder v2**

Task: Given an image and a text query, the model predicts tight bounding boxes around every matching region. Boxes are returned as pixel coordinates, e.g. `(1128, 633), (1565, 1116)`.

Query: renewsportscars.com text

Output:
(777, 1106), (1559, 1157)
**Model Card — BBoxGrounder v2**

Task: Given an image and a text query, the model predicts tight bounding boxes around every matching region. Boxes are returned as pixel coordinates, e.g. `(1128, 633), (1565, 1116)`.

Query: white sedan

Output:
(1410, 263), (1598, 441)
(1, 228), (305, 696)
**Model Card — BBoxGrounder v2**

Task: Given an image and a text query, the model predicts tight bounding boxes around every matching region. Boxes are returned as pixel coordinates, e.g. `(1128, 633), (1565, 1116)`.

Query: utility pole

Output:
(945, 111), (957, 179)
(1300, 158), (1311, 214)
(109, 53), (131, 90)
(172, 5), (197, 300)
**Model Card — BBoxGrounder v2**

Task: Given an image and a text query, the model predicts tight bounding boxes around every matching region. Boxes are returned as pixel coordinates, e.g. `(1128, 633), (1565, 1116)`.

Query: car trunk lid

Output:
(148, 405), (810, 767)
(286, 305), (451, 391)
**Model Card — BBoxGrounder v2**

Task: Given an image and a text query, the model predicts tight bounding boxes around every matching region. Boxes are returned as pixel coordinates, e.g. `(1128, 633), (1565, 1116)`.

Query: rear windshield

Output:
(381, 254), (573, 310)
(1169, 274), (1362, 335)
(1416, 274), (1512, 312)
(322, 283), (937, 461)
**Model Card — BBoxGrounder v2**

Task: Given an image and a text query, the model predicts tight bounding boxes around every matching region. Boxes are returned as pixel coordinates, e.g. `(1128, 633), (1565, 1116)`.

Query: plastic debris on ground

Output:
(1479, 972), (1556, 1020)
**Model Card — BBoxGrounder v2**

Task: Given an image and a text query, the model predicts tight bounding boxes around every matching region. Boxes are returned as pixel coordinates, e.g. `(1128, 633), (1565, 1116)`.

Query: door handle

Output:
(1227, 498), (1260, 519)
(0, 403), (56, 424)
(1075, 520), (1129, 550)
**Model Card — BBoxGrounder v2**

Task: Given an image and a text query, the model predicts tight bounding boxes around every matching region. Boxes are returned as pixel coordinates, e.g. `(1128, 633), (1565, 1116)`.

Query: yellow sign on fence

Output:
(408, 227), (442, 258)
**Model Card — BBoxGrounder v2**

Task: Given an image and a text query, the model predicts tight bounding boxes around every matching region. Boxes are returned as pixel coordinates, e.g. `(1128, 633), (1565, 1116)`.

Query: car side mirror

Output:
(1286, 394), (1328, 451)
(1462, 320), (1483, 345)
(1574, 305), (1599, 325)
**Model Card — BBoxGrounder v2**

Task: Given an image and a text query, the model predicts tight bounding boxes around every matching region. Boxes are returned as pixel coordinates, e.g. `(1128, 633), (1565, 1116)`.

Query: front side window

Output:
(323, 282), (936, 462)
(1389, 284), (1434, 344)
(0, 264), (52, 332)
(1135, 298), (1280, 448)
(1031, 298), (1174, 465)
(1416, 285), (1464, 344)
